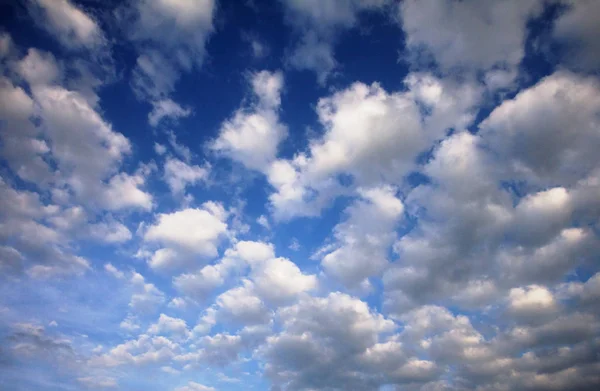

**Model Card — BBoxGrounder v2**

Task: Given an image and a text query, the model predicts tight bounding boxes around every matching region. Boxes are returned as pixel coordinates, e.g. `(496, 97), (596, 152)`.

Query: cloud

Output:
(399, 0), (543, 87)
(215, 280), (271, 325)
(28, 0), (105, 49)
(479, 71), (600, 186)
(267, 73), (480, 219)
(148, 99), (192, 127)
(91, 334), (179, 367)
(212, 70), (287, 171)
(129, 272), (166, 314)
(280, 0), (390, 83)
(148, 314), (190, 340)
(3, 1), (600, 390)
(120, 0), (216, 99)
(507, 285), (559, 323)
(104, 263), (125, 279)
(0, 178), (91, 278)
(163, 157), (209, 195)
(261, 292), (412, 390)
(174, 382), (215, 391)
(553, 0), (600, 71)
(143, 202), (228, 270)
(319, 186), (404, 288)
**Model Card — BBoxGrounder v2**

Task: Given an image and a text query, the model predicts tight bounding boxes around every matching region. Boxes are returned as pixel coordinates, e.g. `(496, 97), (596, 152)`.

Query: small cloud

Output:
(256, 214), (270, 230)
(288, 238), (300, 251)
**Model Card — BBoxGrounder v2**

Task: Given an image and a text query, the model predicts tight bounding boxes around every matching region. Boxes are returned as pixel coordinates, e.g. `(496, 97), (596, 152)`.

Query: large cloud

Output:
(399, 0), (543, 88)
(267, 73), (481, 219)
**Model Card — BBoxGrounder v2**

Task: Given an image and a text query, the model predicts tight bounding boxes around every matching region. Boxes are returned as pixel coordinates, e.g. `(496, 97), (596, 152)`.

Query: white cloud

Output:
(280, 0), (389, 82)
(256, 214), (270, 230)
(88, 220), (132, 243)
(148, 314), (190, 340)
(174, 382), (215, 391)
(0, 76), (52, 185)
(261, 292), (399, 389)
(0, 178), (91, 278)
(163, 157), (209, 195)
(129, 272), (166, 314)
(508, 285), (559, 322)
(121, 0), (216, 99)
(173, 263), (229, 301)
(215, 281), (271, 325)
(480, 71), (600, 186)
(251, 257), (317, 304)
(212, 70), (287, 171)
(101, 171), (153, 211)
(148, 98), (192, 127)
(91, 334), (179, 367)
(399, 0), (543, 86)
(319, 186), (404, 288)
(16, 48), (61, 86)
(144, 203), (228, 270)
(168, 297), (187, 309)
(28, 0), (105, 49)
(232, 240), (275, 265)
(267, 74), (480, 219)
(104, 263), (125, 279)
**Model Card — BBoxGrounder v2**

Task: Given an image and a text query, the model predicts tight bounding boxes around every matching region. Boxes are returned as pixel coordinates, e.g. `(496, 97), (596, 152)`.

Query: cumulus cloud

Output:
(267, 73), (480, 219)
(148, 314), (190, 340)
(4, 1), (600, 390)
(399, 0), (543, 88)
(212, 70), (287, 171)
(143, 202), (228, 270)
(163, 157), (209, 195)
(318, 186), (404, 288)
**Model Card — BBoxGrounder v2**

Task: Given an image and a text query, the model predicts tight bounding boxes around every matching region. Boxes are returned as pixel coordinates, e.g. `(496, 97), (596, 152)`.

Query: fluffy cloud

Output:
(267, 73), (480, 219)
(144, 202), (228, 270)
(148, 314), (190, 340)
(480, 71), (600, 186)
(507, 285), (559, 323)
(215, 281), (271, 325)
(91, 334), (179, 367)
(319, 186), (404, 288)
(163, 157), (209, 195)
(129, 272), (166, 314)
(260, 292), (425, 390)
(4, 1), (600, 390)
(399, 0), (543, 87)
(212, 71), (287, 171)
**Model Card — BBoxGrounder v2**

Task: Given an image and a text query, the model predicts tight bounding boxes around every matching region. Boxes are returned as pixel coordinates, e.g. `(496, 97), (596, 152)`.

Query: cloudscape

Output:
(1, 0), (599, 390)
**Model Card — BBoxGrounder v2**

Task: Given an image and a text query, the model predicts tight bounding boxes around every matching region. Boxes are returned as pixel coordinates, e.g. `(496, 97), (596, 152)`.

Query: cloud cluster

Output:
(2, 1), (600, 390)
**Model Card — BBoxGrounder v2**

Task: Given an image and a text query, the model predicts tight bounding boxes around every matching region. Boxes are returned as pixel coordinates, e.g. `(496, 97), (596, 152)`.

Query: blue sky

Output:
(1, 0), (600, 390)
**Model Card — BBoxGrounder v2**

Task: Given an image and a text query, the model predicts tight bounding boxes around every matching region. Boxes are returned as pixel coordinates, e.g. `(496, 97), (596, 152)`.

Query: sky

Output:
(0, 0), (599, 390)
